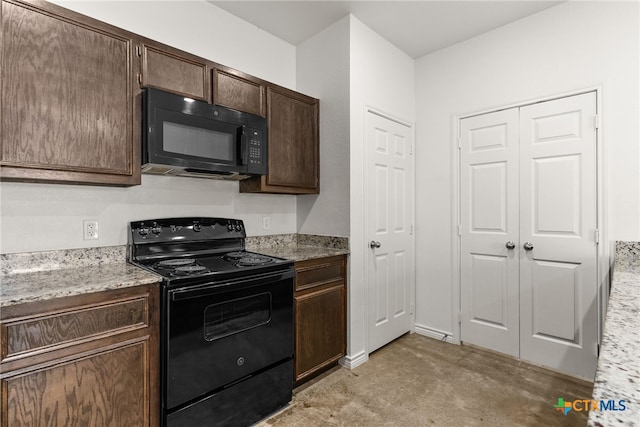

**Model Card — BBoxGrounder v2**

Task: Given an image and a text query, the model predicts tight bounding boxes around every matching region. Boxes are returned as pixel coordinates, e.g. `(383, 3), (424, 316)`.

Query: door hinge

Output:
(136, 45), (142, 57)
(594, 114), (600, 130)
(595, 229), (600, 244)
(137, 73), (142, 85)
(458, 311), (462, 324)
(458, 137), (462, 150)
(457, 224), (462, 237)
(410, 303), (414, 315)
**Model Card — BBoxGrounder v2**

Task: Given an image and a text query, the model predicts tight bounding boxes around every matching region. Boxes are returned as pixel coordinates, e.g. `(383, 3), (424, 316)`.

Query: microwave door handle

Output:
(239, 126), (247, 164)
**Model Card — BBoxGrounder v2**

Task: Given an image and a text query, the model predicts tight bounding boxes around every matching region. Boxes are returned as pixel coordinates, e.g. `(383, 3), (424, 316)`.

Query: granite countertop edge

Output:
(588, 250), (640, 426)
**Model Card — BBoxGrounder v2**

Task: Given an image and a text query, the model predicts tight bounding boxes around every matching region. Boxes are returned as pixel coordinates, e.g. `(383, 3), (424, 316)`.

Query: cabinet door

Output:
(140, 43), (209, 101)
(294, 283), (345, 382)
(0, 0), (139, 185)
(213, 68), (264, 117)
(3, 342), (149, 426)
(240, 86), (319, 194)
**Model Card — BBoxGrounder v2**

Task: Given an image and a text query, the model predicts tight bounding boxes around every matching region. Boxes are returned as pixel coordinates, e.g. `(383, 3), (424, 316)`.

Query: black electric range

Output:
(127, 217), (294, 427)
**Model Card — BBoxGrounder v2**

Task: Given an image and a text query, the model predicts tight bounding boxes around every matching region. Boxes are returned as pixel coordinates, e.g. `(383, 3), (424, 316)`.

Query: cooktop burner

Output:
(157, 258), (196, 267)
(233, 254), (275, 267)
(174, 264), (208, 274)
(223, 252), (275, 267)
(128, 217), (294, 286)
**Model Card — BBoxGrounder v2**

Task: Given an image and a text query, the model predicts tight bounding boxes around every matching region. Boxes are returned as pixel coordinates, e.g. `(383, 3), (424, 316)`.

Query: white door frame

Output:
(451, 86), (609, 348)
(363, 105), (416, 354)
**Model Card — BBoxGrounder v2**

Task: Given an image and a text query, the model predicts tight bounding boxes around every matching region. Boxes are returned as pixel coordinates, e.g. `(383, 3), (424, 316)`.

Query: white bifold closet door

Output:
(460, 92), (598, 379)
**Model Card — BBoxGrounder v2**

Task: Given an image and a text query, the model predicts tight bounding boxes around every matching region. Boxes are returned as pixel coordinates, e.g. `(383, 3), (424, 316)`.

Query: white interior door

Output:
(459, 92), (598, 379)
(460, 108), (520, 357)
(519, 93), (598, 379)
(366, 110), (414, 353)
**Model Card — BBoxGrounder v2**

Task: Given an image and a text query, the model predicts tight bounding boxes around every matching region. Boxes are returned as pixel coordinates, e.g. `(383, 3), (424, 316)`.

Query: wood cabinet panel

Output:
(4, 342), (148, 426)
(4, 297), (147, 359)
(295, 284), (345, 381)
(141, 44), (208, 101)
(295, 257), (345, 292)
(213, 68), (264, 117)
(266, 87), (319, 190)
(0, 284), (159, 426)
(0, 0), (139, 185)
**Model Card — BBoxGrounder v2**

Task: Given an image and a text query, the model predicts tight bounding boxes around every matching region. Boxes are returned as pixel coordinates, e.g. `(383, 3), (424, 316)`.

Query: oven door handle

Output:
(170, 269), (294, 301)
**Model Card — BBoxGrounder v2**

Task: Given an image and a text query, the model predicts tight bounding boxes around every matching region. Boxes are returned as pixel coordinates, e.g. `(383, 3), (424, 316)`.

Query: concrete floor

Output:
(261, 333), (593, 426)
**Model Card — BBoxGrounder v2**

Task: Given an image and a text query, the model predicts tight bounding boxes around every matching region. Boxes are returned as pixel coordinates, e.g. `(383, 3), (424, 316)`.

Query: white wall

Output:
(348, 16), (415, 365)
(0, 0), (298, 254)
(414, 1), (640, 336)
(296, 17), (350, 237)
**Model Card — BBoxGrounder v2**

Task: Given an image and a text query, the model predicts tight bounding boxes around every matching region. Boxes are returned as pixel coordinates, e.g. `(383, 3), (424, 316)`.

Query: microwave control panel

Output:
(246, 128), (267, 175)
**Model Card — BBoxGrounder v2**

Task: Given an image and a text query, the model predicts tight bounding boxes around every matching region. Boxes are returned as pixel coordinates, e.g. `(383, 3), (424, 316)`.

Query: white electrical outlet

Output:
(84, 220), (99, 240)
(262, 216), (271, 230)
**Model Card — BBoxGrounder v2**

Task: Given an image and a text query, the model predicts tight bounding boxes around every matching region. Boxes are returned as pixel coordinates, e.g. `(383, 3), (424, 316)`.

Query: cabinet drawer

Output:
(295, 256), (345, 291)
(1, 293), (150, 364)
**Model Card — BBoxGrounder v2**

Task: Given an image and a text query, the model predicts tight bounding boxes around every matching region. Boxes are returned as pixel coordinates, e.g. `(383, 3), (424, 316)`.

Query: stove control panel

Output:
(129, 217), (246, 244)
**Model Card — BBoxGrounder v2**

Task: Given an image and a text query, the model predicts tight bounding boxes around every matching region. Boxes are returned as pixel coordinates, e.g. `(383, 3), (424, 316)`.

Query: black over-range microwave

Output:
(142, 88), (267, 180)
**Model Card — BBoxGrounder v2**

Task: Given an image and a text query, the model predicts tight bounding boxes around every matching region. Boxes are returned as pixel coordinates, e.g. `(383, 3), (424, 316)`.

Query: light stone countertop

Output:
(0, 262), (161, 308)
(588, 242), (640, 426)
(249, 244), (349, 262)
(246, 233), (349, 262)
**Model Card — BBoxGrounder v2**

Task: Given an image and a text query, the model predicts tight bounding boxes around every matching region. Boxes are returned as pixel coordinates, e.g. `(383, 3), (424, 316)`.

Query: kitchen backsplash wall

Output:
(0, 175), (297, 254)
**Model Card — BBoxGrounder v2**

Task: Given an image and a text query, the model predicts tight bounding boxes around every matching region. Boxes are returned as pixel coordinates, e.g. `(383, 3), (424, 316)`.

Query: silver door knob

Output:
(505, 241), (516, 250)
(369, 240), (381, 249)
(523, 242), (534, 251)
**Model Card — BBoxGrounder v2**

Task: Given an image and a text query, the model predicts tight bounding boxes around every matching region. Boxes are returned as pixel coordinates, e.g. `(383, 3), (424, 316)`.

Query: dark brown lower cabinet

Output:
(294, 255), (346, 384)
(0, 284), (159, 427)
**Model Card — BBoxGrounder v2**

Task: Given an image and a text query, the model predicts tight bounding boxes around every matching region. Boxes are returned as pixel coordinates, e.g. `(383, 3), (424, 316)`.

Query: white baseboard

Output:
(339, 350), (368, 369)
(414, 324), (455, 343)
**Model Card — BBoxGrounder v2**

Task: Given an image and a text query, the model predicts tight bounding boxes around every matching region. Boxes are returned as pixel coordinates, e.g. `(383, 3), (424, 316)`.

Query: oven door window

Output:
(204, 292), (271, 341)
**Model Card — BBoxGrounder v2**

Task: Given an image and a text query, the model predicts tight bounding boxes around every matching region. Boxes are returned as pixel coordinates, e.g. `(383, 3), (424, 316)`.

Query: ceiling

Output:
(209, 1), (564, 59)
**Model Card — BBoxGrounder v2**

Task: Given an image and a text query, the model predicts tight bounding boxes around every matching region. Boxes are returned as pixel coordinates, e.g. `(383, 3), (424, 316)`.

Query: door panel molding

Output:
(365, 107), (415, 354)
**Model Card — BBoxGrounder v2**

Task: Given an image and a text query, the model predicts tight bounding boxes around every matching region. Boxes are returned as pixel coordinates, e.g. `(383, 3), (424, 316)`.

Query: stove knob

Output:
(227, 223), (234, 232)
(235, 223), (242, 232)
(193, 223), (202, 232)
(151, 223), (162, 235)
(138, 226), (150, 236)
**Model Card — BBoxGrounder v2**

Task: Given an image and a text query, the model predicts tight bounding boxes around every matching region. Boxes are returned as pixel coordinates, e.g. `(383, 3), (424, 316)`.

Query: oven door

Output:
(164, 269), (294, 410)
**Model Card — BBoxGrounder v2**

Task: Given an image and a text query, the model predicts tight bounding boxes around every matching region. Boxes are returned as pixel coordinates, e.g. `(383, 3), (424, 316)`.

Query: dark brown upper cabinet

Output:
(139, 42), (209, 102)
(0, 0), (140, 186)
(1, 0), (319, 191)
(212, 67), (265, 117)
(240, 86), (319, 194)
